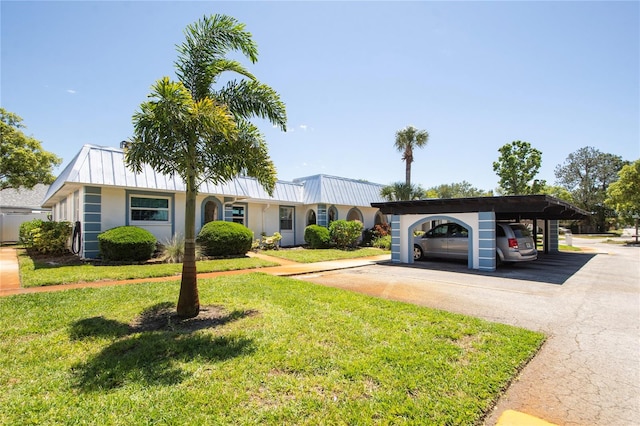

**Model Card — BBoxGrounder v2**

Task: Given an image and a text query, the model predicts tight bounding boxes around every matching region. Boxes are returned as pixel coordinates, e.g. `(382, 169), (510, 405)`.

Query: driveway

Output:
(297, 239), (640, 425)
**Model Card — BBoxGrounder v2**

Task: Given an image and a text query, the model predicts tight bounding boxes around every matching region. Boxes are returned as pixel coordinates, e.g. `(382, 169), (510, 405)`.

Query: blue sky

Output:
(2, 1), (638, 192)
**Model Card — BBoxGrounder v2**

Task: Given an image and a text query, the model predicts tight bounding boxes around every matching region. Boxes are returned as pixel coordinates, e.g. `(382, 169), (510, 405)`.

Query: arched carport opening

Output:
(407, 215), (475, 269)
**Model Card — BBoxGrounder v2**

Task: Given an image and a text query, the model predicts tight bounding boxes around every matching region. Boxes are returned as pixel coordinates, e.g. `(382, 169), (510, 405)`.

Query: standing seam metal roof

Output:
(42, 145), (384, 208)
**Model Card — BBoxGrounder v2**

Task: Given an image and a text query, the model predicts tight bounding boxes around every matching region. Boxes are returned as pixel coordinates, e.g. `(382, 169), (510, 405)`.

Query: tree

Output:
(605, 159), (640, 224)
(125, 15), (286, 318)
(0, 108), (61, 190)
(394, 125), (429, 186)
(555, 147), (627, 231)
(492, 141), (544, 195)
(380, 182), (424, 201)
(424, 181), (492, 199)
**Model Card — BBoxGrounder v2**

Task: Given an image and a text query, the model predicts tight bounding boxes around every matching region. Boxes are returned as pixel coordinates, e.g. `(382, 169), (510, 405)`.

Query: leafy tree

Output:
(394, 125), (429, 186)
(424, 181), (492, 199)
(537, 184), (574, 204)
(125, 15), (286, 318)
(0, 108), (62, 190)
(554, 146), (627, 231)
(380, 182), (424, 201)
(492, 141), (544, 195)
(605, 159), (640, 224)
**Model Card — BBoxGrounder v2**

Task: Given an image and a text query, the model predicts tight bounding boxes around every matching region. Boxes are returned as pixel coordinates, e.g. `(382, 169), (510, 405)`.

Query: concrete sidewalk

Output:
(0, 247), (390, 297)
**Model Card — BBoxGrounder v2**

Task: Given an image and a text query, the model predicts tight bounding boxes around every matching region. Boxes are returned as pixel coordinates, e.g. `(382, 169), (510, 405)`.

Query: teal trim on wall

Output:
(391, 215), (401, 263)
(83, 187), (101, 259)
(477, 211), (496, 271)
(317, 204), (327, 227)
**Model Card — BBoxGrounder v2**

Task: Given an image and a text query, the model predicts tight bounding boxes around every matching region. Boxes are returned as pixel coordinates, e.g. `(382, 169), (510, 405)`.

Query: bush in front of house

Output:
(19, 219), (72, 254)
(304, 225), (331, 249)
(197, 221), (253, 257)
(98, 226), (157, 261)
(329, 219), (364, 249)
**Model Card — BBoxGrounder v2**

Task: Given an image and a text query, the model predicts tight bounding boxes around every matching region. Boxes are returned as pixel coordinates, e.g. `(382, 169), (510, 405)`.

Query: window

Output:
(328, 206), (338, 224)
(280, 206), (293, 230)
(232, 205), (245, 225)
(307, 209), (317, 226)
(204, 201), (217, 224)
(130, 196), (169, 222)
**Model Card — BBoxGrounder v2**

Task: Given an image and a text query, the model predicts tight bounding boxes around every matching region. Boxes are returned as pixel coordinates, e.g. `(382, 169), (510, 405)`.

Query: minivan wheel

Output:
(413, 245), (424, 261)
(496, 252), (503, 267)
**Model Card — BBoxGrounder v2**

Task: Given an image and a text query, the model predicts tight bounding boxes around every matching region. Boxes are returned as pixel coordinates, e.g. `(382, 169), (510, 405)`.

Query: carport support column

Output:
(478, 211), (496, 271)
(548, 219), (559, 253)
(391, 214), (401, 263)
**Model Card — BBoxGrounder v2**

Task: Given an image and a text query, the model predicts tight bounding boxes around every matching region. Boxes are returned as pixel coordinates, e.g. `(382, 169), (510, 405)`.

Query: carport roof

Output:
(371, 195), (590, 221)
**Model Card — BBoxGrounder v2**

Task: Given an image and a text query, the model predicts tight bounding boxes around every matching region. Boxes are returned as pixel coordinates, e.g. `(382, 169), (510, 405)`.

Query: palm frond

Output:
(218, 80), (287, 131)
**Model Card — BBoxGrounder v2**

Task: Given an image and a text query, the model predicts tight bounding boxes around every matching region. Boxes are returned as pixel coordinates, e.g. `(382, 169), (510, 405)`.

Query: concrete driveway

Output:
(297, 239), (640, 425)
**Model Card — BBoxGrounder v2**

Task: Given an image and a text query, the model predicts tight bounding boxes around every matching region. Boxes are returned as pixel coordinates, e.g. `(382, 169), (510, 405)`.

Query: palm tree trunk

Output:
(177, 166), (200, 318)
(405, 160), (412, 187)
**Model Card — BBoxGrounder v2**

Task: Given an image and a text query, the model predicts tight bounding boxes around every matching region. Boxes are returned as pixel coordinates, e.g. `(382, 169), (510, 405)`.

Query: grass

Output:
(0, 274), (544, 425)
(18, 250), (277, 287)
(559, 244), (582, 252)
(260, 247), (389, 263)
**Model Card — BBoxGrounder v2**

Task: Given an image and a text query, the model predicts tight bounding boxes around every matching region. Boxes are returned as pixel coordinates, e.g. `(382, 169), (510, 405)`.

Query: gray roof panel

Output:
(43, 145), (384, 208)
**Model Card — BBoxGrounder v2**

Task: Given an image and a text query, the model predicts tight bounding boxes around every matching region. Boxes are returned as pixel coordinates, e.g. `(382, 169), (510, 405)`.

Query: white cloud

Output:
(66, 89), (76, 94)
(299, 124), (307, 131)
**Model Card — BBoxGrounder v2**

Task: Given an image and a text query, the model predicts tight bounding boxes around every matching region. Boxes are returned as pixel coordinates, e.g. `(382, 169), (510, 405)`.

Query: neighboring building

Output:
(0, 184), (51, 243)
(42, 144), (388, 258)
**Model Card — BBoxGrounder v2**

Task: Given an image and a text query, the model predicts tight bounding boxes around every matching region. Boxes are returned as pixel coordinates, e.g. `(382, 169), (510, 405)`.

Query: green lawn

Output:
(261, 247), (389, 263)
(0, 275), (544, 425)
(18, 250), (277, 287)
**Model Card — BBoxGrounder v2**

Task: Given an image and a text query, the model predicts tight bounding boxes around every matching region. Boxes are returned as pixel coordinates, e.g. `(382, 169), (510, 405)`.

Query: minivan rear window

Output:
(510, 224), (532, 238)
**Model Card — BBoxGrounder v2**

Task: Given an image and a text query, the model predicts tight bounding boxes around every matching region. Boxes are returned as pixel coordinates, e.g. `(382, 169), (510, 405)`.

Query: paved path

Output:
(298, 238), (640, 425)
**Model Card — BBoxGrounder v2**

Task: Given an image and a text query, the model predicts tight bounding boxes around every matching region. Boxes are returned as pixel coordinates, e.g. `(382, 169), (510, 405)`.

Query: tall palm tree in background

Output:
(394, 125), (429, 186)
(126, 15), (287, 318)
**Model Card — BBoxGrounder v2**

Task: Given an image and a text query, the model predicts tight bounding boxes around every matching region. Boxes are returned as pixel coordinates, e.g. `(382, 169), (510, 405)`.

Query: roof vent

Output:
(120, 141), (130, 149)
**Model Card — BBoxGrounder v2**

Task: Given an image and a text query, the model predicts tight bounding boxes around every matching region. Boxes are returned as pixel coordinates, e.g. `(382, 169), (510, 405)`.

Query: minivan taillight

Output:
(508, 238), (519, 249)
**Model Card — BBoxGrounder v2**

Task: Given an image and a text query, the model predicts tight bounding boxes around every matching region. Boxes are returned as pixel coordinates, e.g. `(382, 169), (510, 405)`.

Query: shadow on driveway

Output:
(406, 252), (597, 285)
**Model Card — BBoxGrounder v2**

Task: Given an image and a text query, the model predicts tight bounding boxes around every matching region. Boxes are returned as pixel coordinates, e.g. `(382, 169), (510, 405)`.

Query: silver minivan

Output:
(413, 222), (537, 264)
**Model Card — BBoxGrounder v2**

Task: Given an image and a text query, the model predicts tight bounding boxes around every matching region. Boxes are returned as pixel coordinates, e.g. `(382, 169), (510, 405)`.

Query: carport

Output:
(371, 195), (590, 272)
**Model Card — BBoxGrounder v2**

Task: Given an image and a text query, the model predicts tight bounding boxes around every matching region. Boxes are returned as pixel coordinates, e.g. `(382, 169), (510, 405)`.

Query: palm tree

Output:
(394, 125), (429, 186)
(380, 182), (425, 201)
(125, 15), (286, 318)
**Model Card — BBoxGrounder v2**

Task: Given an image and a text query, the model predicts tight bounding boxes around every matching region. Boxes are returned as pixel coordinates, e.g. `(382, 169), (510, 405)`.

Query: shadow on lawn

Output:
(69, 302), (257, 391)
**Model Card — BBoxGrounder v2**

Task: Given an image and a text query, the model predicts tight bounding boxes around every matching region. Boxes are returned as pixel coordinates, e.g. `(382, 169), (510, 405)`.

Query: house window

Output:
(204, 201), (217, 224)
(328, 206), (338, 225)
(347, 208), (362, 222)
(130, 196), (169, 222)
(232, 205), (245, 225)
(280, 206), (293, 230)
(307, 209), (316, 226)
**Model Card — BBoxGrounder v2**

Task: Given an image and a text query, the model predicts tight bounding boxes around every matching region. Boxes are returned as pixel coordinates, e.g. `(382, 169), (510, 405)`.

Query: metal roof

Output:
(293, 174), (386, 205)
(372, 195), (590, 221)
(42, 145), (383, 208)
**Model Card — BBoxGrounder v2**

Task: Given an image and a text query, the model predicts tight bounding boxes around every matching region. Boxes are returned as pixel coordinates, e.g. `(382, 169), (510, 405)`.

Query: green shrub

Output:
(362, 223), (391, 246)
(98, 226), (157, 261)
(197, 221), (253, 257)
(304, 225), (331, 249)
(372, 234), (391, 250)
(19, 219), (72, 254)
(329, 220), (364, 249)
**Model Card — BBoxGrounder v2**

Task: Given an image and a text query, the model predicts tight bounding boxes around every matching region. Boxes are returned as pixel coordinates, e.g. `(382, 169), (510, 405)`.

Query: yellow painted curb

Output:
(496, 410), (558, 426)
